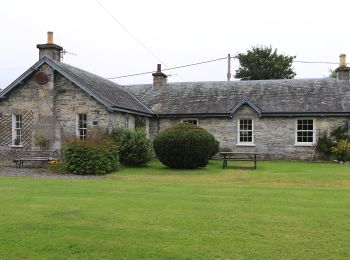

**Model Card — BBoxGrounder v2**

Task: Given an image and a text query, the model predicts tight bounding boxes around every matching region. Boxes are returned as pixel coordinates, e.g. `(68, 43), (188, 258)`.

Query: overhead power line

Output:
(107, 55), (346, 80)
(95, 0), (168, 67)
(95, 0), (184, 80)
(293, 60), (341, 65)
(107, 56), (227, 79)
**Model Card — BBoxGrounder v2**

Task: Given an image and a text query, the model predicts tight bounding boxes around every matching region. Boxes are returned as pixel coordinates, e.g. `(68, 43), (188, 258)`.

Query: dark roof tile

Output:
(51, 60), (152, 115)
(126, 79), (350, 115)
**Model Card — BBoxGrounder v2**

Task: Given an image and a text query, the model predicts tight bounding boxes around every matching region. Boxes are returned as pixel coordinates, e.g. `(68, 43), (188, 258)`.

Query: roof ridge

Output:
(126, 78), (337, 87)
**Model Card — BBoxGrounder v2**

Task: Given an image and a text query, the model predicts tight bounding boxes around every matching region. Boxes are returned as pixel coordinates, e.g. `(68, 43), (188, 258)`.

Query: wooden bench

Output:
(13, 150), (59, 168)
(220, 152), (260, 169)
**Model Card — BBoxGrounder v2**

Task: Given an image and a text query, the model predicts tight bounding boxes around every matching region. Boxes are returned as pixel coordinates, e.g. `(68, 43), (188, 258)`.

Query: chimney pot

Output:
(47, 31), (53, 44)
(339, 54), (346, 67)
(152, 64), (167, 87)
(335, 53), (350, 80)
(37, 31), (63, 61)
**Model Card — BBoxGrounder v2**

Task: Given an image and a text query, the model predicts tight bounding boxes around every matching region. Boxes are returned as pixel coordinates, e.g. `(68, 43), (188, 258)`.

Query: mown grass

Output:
(0, 160), (349, 259)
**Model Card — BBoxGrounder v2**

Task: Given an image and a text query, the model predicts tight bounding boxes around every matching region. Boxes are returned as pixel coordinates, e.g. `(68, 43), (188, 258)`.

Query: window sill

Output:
(294, 143), (315, 147)
(236, 143), (256, 147)
(9, 145), (23, 148)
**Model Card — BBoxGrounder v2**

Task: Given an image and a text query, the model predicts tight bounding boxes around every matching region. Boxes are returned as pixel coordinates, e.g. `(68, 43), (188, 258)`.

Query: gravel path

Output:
(0, 167), (103, 179)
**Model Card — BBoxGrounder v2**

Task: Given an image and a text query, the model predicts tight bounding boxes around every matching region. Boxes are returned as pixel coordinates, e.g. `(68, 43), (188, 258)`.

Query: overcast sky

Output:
(1, 0), (349, 88)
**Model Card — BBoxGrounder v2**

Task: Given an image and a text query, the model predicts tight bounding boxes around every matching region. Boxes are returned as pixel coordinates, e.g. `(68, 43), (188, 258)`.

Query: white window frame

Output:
(181, 118), (199, 126)
(76, 113), (87, 140)
(295, 118), (316, 146)
(237, 118), (255, 146)
(125, 115), (130, 129)
(12, 114), (23, 146)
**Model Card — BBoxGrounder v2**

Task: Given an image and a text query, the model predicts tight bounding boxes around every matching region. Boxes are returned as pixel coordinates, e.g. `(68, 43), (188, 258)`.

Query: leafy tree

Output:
(329, 69), (336, 78)
(235, 46), (296, 80)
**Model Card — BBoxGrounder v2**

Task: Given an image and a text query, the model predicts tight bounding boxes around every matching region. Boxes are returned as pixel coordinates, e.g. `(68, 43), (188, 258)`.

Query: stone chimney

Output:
(335, 54), (350, 80)
(37, 32), (63, 62)
(152, 64), (167, 87)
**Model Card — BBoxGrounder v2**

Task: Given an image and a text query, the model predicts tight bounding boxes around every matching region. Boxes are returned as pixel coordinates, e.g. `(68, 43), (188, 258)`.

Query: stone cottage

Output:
(0, 32), (350, 159)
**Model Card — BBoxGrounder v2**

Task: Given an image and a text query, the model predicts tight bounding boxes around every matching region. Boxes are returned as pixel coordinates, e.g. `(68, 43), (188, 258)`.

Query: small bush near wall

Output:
(331, 125), (348, 141)
(153, 123), (219, 169)
(109, 128), (152, 166)
(316, 125), (350, 162)
(315, 132), (333, 160)
(332, 139), (350, 162)
(33, 135), (49, 150)
(63, 139), (119, 175)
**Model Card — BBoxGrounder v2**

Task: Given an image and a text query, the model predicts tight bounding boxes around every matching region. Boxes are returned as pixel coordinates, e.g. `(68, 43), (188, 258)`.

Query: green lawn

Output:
(0, 161), (350, 259)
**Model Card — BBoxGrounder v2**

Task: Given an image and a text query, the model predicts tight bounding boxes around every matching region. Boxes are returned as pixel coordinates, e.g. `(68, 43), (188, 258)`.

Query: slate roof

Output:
(49, 59), (153, 115)
(0, 57), (153, 116)
(126, 79), (350, 116)
(2, 56), (350, 118)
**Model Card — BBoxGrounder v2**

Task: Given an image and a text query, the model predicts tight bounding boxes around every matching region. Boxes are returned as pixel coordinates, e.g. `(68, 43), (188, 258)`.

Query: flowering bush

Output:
(47, 159), (65, 173)
(315, 124), (349, 161)
(48, 159), (62, 166)
(331, 139), (350, 162)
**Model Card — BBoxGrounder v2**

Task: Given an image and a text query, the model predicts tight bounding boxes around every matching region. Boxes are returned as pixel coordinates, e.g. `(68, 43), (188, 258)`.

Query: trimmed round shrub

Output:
(153, 123), (219, 169)
(63, 140), (119, 175)
(209, 139), (220, 159)
(109, 128), (152, 166)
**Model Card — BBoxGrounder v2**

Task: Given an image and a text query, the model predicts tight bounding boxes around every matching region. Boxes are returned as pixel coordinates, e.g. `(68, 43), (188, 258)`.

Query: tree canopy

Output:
(329, 69), (336, 78)
(235, 46), (296, 80)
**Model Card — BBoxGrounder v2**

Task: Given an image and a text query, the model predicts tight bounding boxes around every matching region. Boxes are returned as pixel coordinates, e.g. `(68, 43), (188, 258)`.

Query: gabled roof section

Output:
(228, 97), (263, 116)
(0, 57), (153, 116)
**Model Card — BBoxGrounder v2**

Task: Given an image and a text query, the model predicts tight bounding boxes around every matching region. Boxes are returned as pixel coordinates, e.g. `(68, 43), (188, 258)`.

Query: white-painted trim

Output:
(125, 114), (130, 129)
(75, 114), (79, 138)
(294, 118), (316, 146)
(76, 113), (87, 140)
(12, 114), (22, 145)
(9, 145), (23, 148)
(11, 114), (15, 144)
(237, 118), (255, 145)
(181, 118), (199, 126)
(236, 144), (256, 147)
(294, 144), (315, 147)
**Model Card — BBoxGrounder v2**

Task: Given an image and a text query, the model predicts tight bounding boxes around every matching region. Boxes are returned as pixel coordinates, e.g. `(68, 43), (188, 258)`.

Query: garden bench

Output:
(220, 152), (260, 169)
(13, 150), (59, 168)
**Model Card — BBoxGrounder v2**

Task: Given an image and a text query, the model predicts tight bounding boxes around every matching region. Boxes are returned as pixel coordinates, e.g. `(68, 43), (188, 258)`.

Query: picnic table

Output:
(220, 152), (260, 169)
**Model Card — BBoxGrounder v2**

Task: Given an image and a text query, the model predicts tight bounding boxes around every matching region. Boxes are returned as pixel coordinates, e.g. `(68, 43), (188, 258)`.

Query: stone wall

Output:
(149, 105), (349, 160)
(55, 75), (136, 140)
(0, 64), (54, 159)
(0, 65), (136, 159)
